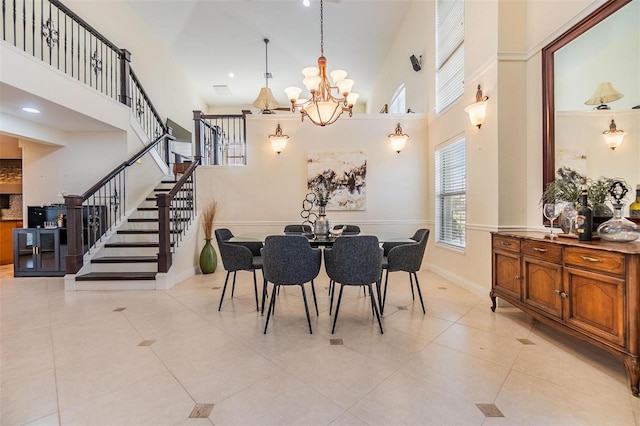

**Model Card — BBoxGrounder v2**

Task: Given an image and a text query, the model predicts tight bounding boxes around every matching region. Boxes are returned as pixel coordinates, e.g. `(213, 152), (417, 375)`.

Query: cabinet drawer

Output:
(564, 247), (625, 275)
(493, 235), (521, 253)
(523, 240), (562, 263)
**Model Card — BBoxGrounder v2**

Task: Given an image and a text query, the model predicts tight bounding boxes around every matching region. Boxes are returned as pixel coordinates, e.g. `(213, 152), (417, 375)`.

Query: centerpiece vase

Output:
(199, 239), (218, 274)
(314, 206), (330, 238)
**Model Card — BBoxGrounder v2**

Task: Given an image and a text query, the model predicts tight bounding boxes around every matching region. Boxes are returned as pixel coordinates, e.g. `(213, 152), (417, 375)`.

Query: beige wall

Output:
(195, 114), (430, 240)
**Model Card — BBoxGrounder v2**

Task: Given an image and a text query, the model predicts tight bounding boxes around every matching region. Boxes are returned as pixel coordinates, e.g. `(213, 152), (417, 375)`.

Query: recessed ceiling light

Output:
(303, 0), (310, 6)
(228, 72), (235, 78)
(22, 107), (40, 113)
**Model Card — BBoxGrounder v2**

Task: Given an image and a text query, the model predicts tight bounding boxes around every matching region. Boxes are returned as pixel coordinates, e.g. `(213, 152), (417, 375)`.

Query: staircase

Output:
(67, 179), (192, 290)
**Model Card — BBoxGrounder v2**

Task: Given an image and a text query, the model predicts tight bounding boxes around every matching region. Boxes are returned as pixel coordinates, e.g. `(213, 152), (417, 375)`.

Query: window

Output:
(435, 0), (464, 113)
(388, 84), (406, 113)
(435, 138), (466, 248)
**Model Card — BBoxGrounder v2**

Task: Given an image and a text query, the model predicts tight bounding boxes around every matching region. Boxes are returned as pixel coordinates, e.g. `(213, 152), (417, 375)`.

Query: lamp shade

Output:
(585, 82), (623, 106)
(268, 124), (289, 154)
(253, 87), (280, 111)
(388, 123), (409, 153)
(602, 119), (627, 150)
(464, 100), (488, 128)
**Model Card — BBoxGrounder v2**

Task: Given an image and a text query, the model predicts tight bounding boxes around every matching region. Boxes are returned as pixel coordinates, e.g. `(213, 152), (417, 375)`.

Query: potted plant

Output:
(199, 199), (217, 274)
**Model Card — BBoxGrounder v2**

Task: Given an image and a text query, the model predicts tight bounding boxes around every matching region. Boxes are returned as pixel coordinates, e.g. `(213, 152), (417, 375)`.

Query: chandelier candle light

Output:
(285, 0), (358, 126)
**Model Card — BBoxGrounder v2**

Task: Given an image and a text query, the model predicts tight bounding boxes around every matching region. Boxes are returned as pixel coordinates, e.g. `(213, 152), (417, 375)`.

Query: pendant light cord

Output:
(264, 38), (269, 88)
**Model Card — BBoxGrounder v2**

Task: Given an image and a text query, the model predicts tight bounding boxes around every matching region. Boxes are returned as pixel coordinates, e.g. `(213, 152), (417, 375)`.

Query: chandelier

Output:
(285, 0), (358, 126)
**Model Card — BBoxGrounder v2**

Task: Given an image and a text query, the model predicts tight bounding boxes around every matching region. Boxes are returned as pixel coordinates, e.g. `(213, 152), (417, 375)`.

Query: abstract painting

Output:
(307, 151), (366, 211)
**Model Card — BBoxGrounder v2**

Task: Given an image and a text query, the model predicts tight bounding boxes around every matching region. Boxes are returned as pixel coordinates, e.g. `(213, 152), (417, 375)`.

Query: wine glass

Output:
(543, 202), (563, 239)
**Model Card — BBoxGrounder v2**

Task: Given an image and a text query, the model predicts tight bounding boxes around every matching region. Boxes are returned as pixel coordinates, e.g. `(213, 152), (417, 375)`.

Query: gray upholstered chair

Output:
(261, 235), (321, 334)
(214, 228), (263, 312)
(380, 229), (430, 314)
(324, 235), (383, 334)
(283, 224), (313, 234)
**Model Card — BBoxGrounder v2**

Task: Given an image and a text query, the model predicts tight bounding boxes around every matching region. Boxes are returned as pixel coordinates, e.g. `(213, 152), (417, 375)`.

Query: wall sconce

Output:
(464, 84), (489, 128)
(602, 119), (627, 150)
(388, 123), (409, 153)
(268, 124), (289, 154)
(585, 82), (623, 110)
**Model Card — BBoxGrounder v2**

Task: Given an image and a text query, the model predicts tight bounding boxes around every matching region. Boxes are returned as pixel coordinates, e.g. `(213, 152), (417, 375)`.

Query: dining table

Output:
(228, 233), (416, 247)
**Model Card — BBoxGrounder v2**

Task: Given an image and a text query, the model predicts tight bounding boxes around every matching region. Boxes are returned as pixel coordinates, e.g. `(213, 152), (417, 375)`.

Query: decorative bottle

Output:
(596, 181), (640, 242)
(629, 184), (640, 218)
(576, 185), (592, 241)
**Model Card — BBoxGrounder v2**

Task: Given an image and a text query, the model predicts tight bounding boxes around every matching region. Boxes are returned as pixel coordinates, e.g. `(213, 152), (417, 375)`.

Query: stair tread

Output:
(92, 256), (158, 263)
(105, 242), (171, 248)
(76, 272), (157, 281)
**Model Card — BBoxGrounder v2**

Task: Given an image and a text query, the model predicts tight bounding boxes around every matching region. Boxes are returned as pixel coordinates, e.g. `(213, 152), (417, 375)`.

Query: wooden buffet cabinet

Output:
(491, 232), (639, 397)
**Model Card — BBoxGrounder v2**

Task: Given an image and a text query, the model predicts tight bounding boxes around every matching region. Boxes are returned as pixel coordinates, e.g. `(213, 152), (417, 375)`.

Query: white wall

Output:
(195, 114), (429, 239)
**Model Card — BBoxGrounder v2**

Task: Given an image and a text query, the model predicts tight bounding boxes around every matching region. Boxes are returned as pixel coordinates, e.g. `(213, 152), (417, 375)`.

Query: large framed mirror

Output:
(542, 0), (638, 198)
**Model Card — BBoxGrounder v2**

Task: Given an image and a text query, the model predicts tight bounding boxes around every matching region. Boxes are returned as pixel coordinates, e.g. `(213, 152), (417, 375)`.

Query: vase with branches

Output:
(200, 200), (218, 274)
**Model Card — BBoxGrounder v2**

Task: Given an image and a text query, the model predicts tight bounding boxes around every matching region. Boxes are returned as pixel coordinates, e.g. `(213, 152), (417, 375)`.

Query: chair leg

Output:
(300, 284), (313, 334)
(310, 280), (319, 316)
(368, 283), (384, 334)
(252, 270), (260, 312)
(329, 280), (336, 316)
(412, 272), (426, 314)
(261, 278), (268, 316)
(218, 271), (232, 311)
(382, 269), (390, 315)
(331, 284), (345, 334)
(231, 271), (237, 298)
(409, 272), (415, 301)
(263, 285), (278, 334)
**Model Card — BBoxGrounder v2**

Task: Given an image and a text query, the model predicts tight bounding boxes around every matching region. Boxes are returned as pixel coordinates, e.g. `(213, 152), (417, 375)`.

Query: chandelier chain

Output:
(320, 0), (324, 57)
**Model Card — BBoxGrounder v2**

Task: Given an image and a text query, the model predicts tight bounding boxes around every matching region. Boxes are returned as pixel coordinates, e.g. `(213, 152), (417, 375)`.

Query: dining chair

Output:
(283, 224), (313, 234)
(261, 235), (321, 334)
(214, 228), (263, 312)
(380, 229), (430, 314)
(324, 235), (384, 334)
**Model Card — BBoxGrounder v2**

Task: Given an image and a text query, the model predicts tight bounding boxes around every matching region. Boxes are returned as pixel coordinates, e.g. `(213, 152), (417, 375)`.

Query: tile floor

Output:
(1, 265), (639, 425)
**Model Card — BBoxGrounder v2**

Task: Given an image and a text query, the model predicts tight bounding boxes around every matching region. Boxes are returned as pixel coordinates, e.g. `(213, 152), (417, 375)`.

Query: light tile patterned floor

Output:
(1, 266), (638, 425)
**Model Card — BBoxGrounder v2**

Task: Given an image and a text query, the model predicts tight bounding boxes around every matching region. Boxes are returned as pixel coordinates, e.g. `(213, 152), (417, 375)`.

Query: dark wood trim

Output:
(64, 195), (84, 274)
(542, 0), (632, 193)
(156, 193), (172, 273)
(118, 49), (132, 107)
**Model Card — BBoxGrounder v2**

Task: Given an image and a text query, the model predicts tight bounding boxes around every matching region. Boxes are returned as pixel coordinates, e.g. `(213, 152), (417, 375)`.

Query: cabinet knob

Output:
(560, 292), (569, 298)
(580, 255), (603, 263)
(515, 275), (521, 280)
(554, 289), (561, 295)
(533, 247), (548, 253)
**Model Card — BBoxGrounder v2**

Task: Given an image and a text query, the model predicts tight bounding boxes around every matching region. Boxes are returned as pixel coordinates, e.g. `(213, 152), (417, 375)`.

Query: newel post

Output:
(119, 49), (132, 107)
(157, 193), (172, 273)
(193, 110), (204, 163)
(64, 195), (84, 274)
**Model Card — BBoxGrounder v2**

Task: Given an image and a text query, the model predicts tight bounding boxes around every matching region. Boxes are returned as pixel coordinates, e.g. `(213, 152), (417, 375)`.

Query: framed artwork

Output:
(307, 151), (366, 211)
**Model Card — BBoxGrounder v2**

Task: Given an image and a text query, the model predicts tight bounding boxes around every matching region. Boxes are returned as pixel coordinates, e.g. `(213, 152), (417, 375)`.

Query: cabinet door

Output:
(493, 251), (522, 300)
(37, 230), (60, 272)
(13, 229), (37, 272)
(523, 256), (563, 319)
(564, 267), (625, 347)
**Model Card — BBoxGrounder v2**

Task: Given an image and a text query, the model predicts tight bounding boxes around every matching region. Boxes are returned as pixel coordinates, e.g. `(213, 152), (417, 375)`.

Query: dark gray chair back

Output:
(214, 228), (253, 271)
(387, 229), (429, 273)
(262, 235), (321, 285)
(325, 235), (382, 285)
(284, 224), (312, 234)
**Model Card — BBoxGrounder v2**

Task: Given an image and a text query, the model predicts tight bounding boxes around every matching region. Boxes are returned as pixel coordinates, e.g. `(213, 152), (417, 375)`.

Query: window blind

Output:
(436, 0), (464, 113)
(435, 138), (466, 248)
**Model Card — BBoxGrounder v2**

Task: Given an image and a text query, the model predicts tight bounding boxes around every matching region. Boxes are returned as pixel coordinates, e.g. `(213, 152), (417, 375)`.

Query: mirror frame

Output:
(542, 0), (631, 191)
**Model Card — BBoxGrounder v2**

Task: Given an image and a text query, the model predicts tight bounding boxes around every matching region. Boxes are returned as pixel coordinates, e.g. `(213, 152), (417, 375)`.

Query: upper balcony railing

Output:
(1, 0), (166, 145)
(193, 110), (250, 166)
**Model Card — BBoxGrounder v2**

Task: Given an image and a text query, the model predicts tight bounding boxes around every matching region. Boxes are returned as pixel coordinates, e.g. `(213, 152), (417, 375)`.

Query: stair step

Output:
(117, 229), (181, 235)
(76, 272), (157, 281)
(137, 207), (192, 211)
(145, 196), (191, 201)
(104, 242), (172, 248)
(92, 256), (158, 263)
(117, 230), (159, 235)
(154, 188), (171, 193)
(127, 217), (191, 223)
